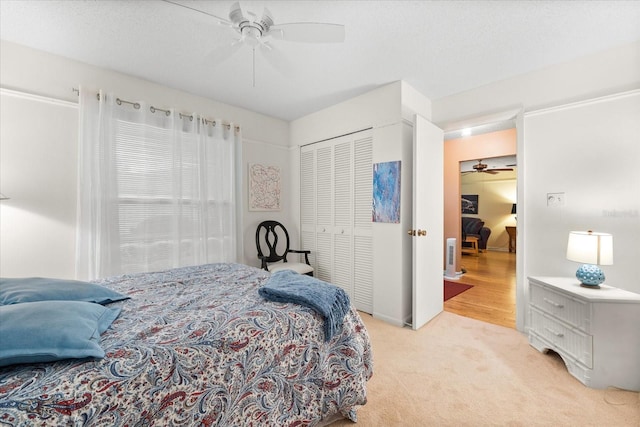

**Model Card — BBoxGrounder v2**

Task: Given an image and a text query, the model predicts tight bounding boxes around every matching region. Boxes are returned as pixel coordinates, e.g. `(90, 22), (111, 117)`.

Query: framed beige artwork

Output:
(248, 163), (281, 211)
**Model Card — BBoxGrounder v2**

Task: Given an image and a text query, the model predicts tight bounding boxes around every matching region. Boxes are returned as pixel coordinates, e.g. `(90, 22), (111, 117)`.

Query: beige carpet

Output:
(332, 311), (639, 426)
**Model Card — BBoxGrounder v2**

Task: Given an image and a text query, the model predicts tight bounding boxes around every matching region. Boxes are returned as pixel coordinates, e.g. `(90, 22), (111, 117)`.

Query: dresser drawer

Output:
(530, 306), (593, 368)
(530, 282), (590, 330)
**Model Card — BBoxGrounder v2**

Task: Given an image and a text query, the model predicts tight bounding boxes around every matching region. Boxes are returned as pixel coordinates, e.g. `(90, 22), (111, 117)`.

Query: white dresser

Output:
(528, 276), (640, 391)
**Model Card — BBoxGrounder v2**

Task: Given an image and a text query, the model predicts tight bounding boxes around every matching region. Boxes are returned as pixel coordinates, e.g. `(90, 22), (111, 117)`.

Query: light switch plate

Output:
(547, 192), (565, 207)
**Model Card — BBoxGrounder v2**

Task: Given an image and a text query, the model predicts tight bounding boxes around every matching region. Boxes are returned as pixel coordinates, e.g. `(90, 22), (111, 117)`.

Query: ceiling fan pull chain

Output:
(252, 47), (256, 88)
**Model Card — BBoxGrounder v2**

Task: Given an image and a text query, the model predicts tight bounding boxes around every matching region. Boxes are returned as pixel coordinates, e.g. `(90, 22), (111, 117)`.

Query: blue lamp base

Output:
(576, 264), (605, 288)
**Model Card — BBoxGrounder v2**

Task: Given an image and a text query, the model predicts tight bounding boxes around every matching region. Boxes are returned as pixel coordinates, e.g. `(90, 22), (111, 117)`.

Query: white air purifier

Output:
(444, 237), (458, 280)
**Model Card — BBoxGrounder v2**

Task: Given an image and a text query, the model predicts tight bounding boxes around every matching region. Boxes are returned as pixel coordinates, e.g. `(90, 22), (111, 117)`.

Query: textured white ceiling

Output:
(1, 0), (640, 121)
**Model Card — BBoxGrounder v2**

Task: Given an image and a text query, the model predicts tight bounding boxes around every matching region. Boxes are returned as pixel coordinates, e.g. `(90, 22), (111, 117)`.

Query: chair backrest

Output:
(256, 220), (291, 264)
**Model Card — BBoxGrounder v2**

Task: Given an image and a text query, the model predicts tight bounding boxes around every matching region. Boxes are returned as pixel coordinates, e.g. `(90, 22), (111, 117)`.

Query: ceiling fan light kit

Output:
(230, 2), (273, 47)
(473, 161), (489, 172)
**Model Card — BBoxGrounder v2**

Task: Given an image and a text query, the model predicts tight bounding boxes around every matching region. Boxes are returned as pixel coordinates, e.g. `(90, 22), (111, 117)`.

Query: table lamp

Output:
(566, 230), (613, 288)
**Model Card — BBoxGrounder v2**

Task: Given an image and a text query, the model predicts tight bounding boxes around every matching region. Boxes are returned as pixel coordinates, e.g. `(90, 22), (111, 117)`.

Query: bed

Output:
(0, 263), (373, 426)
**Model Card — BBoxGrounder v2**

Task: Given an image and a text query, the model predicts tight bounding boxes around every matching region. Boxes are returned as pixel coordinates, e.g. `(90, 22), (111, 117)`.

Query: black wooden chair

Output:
(255, 220), (314, 276)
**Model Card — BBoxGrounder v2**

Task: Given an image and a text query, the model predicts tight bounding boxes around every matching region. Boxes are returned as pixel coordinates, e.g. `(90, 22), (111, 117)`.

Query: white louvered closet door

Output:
(299, 129), (373, 314)
(352, 134), (373, 314)
(300, 149), (316, 265)
(315, 145), (333, 282)
(333, 140), (352, 295)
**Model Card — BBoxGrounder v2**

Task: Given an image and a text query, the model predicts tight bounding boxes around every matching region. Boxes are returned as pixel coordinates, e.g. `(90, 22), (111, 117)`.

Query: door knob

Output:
(418, 229), (427, 236)
(407, 229), (416, 236)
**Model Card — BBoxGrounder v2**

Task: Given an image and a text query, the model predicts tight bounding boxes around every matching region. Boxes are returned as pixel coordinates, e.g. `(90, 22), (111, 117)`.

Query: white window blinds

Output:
(76, 89), (239, 279)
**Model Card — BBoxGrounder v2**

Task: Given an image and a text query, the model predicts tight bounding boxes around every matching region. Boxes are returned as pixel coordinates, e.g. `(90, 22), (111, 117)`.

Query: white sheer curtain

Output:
(76, 88), (239, 280)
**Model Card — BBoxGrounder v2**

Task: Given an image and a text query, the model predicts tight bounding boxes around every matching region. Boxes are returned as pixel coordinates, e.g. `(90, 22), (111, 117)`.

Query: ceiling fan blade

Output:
(270, 23), (345, 43)
(163, 0), (231, 26)
(259, 42), (294, 78)
(203, 41), (243, 67)
(232, 1), (267, 24)
(229, 1), (245, 25)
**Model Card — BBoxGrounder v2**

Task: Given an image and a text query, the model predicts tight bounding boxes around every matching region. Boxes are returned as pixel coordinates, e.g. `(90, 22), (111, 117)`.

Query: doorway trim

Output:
(442, 107), (525, 333)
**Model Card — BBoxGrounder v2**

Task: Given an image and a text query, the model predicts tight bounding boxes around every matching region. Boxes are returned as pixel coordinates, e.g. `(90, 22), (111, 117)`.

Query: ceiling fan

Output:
(463, 159), (515, 175)
(163, 1), (345, 85)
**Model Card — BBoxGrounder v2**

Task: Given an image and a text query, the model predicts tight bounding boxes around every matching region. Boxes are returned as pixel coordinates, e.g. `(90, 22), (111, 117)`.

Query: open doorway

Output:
(461, 156), (517, 254)
(443, 127), (517, 328)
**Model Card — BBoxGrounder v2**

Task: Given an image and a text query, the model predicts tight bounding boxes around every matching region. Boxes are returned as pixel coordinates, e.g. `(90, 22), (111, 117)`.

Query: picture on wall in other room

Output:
(372, 160), (401, 223)
(462, 194), (478, 214)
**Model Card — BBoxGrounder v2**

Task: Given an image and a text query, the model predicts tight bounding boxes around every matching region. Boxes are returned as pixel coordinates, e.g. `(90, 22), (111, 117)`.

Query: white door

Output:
(412, 114), (444, 330)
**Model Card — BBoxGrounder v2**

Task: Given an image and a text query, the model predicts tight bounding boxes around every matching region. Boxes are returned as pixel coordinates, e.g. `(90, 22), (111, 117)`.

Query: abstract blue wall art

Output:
(372, 161), (401, 223)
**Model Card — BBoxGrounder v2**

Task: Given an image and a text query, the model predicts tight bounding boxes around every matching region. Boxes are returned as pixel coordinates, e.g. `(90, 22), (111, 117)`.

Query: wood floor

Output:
(444, 250), (516, 328)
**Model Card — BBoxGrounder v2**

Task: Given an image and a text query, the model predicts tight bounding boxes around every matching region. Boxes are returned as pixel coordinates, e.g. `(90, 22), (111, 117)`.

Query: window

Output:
(77, 90), (239, 279)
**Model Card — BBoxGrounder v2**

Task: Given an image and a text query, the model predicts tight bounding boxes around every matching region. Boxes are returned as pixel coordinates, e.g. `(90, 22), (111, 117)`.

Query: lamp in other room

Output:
(510, 203), (516, 221)
(566, 230), (613, 288)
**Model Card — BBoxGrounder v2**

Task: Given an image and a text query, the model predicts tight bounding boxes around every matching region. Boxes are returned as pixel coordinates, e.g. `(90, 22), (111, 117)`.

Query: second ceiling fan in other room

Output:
(462, 159), (515, 175)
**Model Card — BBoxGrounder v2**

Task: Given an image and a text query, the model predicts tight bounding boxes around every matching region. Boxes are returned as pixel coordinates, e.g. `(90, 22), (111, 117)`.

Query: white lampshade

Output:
(566, 231), (613, 265)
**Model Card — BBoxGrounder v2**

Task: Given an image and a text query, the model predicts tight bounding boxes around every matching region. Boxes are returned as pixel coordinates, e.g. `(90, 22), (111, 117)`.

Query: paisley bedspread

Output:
(0, 263), (373, 426)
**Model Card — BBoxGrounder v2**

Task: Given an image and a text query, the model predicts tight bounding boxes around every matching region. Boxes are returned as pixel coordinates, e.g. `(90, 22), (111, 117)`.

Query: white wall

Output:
(290, 81), (431, 146)
(433, 40), (640, 127)
(523, 91), (640, 292)
(0, 41), (291, 278)
(371, 122), (412, 326)
(0, 92), (78, 278)
(432, 41), (640, 331)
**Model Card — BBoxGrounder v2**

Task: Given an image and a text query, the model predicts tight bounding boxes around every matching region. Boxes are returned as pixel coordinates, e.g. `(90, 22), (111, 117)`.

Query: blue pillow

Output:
(0, 277), (129, 305)
(0, 300), (121, 367)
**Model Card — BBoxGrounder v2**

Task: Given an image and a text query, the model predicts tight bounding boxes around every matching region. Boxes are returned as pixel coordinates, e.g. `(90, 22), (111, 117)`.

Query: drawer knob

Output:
(543, 297), (564, 308)
(544, 327), (564, 337)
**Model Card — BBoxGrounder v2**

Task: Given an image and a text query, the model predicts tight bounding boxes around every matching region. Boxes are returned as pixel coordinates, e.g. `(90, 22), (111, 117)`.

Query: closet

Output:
(293, 81), (443, 329)
(300, 129), (374, 313)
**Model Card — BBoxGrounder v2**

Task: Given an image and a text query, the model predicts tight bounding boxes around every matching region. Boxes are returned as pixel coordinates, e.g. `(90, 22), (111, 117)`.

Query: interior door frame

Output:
(441, 107), (525, 332)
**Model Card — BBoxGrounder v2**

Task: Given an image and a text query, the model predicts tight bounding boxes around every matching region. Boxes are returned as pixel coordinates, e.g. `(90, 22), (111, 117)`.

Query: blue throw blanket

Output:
(259, 270), (351, 342)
